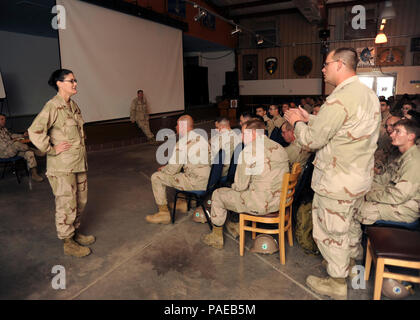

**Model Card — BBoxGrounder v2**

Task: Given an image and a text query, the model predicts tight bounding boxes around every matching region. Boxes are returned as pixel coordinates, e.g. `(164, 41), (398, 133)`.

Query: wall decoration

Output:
(293, 56), (312, 76)
(411, 37), (420, 52)
(377, 46), (405, 66)
(357, 47), (375, 67)
(167, 0), (186, 18)
(413, 52), (420, 66)
(265, 57), (278, 75)
(242, 55), (258, 80)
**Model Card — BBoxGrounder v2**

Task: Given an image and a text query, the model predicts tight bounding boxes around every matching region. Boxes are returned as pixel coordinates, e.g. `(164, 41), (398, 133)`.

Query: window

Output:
(358, 74), (395, 99)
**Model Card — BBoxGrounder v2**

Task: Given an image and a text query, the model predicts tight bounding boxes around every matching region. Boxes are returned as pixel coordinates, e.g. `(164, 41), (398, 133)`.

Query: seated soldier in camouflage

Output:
(201, 119), (289, 249)
(280, 122), (312, 171)
(0, 113), (43, 182)
(374, 114), (401, 174)
(210, 117), (241, 179)
(266, 104), (285, 137)
(146, 115), (211, 224)
(355, 119), (420, 228)
(255, 106), (270, 126)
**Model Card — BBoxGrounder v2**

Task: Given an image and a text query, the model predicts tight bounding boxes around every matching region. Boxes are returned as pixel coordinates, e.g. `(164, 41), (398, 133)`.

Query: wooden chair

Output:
(364, 226), (420, 300)
(239, 163), (302, 265)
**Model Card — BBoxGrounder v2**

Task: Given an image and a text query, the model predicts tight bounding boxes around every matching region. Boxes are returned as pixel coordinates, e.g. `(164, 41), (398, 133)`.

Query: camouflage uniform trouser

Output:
(355, 200), (419, 225)
(151, 171), (197, 206)
(1, 142), (37, 168)
(312, 193), (363, 278)
(210, 188), (267, 227)
(136, 119), (154, 140)
(47, 172), (88, 240)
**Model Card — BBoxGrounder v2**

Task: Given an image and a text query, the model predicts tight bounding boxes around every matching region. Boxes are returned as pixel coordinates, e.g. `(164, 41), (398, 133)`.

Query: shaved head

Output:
(177, 115), (194, 136)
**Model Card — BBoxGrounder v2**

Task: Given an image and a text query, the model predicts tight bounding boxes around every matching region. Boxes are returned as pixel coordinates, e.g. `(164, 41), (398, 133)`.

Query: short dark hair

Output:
(240, 112), (253, 119)
(281, 121), (293, 131)
(48, 69), (73, 91)
(256, 105), (266, 111)
(244, 119), (265, 131)
(269, 105), (280, 112)
(0, 113), (6, 118)
(394, 119), (420, 141)
(137, 89), (143, 94)
(252, 115), (265, 123)
(379, 97), (390, 106)
(332, 47), (358, 71)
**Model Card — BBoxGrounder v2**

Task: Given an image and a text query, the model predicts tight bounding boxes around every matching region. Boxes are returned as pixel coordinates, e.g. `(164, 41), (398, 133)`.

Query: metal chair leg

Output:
(171, 192), (178, 224)
(200, 203), (213, 230)
(14, 161), (21, 184)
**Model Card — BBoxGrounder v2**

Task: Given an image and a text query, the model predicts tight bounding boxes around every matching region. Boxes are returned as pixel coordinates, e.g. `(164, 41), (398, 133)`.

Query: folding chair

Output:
(0, 156), (29, 184)
(171, 149), (225, 230)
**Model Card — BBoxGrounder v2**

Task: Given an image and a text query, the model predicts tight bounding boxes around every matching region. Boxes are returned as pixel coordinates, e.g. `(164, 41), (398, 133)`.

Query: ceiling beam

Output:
(230, 8), (300, 20)
(325, 0), (384, 9)
(222, 0), (291, 11)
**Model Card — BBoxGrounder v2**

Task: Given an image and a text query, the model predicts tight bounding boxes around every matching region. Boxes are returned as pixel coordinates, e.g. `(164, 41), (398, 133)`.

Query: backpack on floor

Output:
(295, 202), (320, 256)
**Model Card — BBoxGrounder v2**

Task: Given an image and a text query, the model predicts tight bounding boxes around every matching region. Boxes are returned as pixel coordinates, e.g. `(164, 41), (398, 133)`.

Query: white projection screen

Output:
(57, 0), (184, 123)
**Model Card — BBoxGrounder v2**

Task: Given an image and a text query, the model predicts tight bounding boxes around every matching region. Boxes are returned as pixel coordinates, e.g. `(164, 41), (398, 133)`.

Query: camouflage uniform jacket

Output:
(267, 115), (286, 137)
(366, 145), (420, 220)
(210, 128), (241, 176)
(285, 140), (312, 171)
(294, 76), (381, 200)
(0, 127), (24, 158)
(130, 97), (149, 122)
(28, 94), (87, 174)
(231, 135), (289, 214)
(162, 129), (211, 190)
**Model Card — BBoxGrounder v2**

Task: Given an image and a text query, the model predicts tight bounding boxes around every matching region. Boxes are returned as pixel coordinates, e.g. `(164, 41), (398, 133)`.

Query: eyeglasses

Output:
(323, 60), (338, 68)
(62, 79), (78, 84)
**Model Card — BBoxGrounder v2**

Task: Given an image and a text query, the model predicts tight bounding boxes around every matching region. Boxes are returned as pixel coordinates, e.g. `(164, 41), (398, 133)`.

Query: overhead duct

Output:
(293, 0), (323, 25)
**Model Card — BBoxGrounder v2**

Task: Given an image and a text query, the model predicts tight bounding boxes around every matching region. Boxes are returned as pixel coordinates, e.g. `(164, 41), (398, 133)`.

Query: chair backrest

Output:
(294, 153), (315, 201)
(206, 149), (225, 191)
(279, 165), (302, 214)
(226, 142), (244, 184)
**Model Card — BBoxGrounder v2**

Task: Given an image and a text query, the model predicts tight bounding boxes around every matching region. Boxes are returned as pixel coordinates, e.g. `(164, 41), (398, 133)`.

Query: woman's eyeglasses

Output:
(62, 79), (78, 84)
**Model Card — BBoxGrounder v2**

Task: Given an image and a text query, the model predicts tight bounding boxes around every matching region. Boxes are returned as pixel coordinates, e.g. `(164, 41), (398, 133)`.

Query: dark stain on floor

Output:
(142, 239), (216, 280)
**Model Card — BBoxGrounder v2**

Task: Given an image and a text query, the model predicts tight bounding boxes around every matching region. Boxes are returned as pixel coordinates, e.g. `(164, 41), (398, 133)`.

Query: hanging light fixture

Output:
(380, 1), (396, 20)
(231, 25), (241, 35)
(375, 23), (388, 44)
(194, 8), (207, 22)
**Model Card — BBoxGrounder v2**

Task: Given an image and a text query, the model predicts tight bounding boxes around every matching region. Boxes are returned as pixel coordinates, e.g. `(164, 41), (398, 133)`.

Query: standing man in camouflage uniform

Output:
(355, 119), (420, 227)
(202, 119), (289, 249)
(280, 122), (312, 171)
(0, 113), (43, 182)
(285, 48), (381, 300)
(28, 69), (94, 258)
(146, 115), (211, 224)
(130, 89), (156, 144)
(266, 105), (285, 137)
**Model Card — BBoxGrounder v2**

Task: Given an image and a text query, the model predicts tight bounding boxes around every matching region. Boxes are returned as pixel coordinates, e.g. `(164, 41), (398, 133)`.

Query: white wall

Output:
(185, 50), (236, 103)
(239, 78), (323, 95)
(0, 30), (60, 116)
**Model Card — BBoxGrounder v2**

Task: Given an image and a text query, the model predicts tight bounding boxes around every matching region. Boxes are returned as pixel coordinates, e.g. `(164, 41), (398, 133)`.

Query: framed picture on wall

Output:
(243, 55), (258, 80)
(167, 0), (186, 18)
(376, 46), (405, 66)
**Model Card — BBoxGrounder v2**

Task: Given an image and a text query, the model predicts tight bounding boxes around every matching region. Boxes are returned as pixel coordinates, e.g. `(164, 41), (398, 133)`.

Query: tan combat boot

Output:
(63, 238), (91, 258)
(201, 226), (224, 249)
(169, 198), (189, 214)
(30, 168), (44, 182)
(306, 275), (347, 300)
(74, 231), (96, 246)
(145, 205), (171, 224)
(322, 258), (358, 282)
(225, 220), (239, 239)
